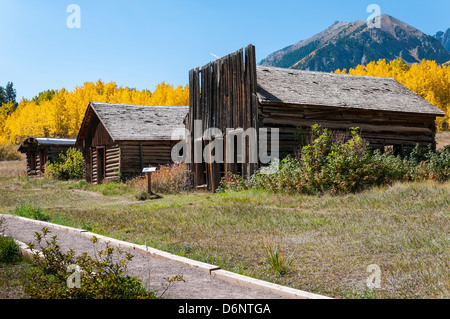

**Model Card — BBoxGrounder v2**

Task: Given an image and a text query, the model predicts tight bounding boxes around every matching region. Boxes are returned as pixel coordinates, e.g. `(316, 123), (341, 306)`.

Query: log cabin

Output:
(186, 44), (446, 191)
(75, 102), (188, 184)
(18, 137), (77, 176)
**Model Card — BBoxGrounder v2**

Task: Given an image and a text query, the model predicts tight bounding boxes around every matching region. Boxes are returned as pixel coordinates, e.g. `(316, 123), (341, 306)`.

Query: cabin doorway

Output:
(97, 147), (105, 184)
(29, 151), (36, 173)
(39, 149), (46, 174)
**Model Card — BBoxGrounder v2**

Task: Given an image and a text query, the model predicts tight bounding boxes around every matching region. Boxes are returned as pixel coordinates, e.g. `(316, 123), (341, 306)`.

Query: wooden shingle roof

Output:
(256, 66), (445, 116)
(80, 102), (188, 143)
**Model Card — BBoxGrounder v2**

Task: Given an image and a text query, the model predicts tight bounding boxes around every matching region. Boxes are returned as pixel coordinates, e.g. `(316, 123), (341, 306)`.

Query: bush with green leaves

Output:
(25, 228), (155, 299)
(251, 125), (412, 194)
(0, 236), (22, 264)
(13, 205), (51, 222)
(222, 125), (449, 195)
(403, 144), (450, 181)
(417, 145), (450, 181)
(45, 148), (83, 180)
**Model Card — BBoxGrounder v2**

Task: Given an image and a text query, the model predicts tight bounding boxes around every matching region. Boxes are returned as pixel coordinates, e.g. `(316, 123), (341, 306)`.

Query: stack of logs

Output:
(105, 145), (120, 182)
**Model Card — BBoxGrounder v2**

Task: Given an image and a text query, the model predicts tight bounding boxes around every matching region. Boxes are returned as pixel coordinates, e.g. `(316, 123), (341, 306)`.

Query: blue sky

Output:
(0, 0), (449, 100)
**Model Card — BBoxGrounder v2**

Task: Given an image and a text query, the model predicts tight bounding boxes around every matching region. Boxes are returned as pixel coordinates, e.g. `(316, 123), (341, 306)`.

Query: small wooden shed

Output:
(75, 102), (188, 184)
(18, 137), (77, 176)
(187, 44), (446, 191)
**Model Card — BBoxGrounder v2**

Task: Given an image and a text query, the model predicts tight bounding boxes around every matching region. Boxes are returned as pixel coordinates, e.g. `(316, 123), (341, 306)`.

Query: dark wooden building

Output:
(75, 102), (188, 184)
(18, 137), (77, 176)
(187, 44), (446, 191)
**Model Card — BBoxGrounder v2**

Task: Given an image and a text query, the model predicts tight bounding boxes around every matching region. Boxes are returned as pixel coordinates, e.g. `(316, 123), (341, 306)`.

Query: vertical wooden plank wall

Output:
(188, 44), (258, 192)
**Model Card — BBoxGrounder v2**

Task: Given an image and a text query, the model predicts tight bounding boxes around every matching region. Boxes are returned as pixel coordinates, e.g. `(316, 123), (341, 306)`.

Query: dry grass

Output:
(0, 177), (448, 299)
(436, 132), (450, 150)
(0, 160), (26, 177)
(0, 144), (23, 161)
(128, 163), (193, 194)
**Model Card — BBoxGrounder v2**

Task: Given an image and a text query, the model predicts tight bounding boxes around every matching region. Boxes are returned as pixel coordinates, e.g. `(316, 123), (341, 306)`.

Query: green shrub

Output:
(0, 236), (22, 264)
(422, 145), (450, 181)
(45, 148), (83, 180)
(251, 156), (305, 194)
(407, 144), (450, 181)
(13, 205), (51, 222)
(220, 125), (450, 195)
(408, 144), (432, 166)
(25, 228), (156, 299)
(252, 125), (412, 194)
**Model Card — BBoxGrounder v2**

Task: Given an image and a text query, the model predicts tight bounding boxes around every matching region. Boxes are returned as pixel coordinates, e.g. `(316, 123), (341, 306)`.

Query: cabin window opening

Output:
(393, 144), (404, 156)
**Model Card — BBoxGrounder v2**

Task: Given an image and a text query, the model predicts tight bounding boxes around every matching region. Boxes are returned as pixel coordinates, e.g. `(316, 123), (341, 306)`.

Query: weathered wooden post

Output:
(142, 167), (157, 195)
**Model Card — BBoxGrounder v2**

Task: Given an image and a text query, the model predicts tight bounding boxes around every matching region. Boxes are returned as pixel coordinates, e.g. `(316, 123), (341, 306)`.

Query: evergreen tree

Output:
(0, 86), (5, 105)
(0, 82), (17, 106)
(5, 82), (16, 105)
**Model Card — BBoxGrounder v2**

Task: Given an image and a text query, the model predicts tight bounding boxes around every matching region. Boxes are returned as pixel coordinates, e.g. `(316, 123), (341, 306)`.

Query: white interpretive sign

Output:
(142, 167), (157, 173)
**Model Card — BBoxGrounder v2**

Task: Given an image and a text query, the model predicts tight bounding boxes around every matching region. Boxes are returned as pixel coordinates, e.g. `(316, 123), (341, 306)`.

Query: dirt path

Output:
(2, 215), (285, 299)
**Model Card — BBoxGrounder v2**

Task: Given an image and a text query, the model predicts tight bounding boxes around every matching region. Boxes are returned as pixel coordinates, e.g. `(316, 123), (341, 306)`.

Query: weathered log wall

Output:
(25, 146), (73, 176)
(118, 141), (175, 179)
(105, 145), (120, 181)
(87, 144), (121, 184)
(258, 103), (437, 156)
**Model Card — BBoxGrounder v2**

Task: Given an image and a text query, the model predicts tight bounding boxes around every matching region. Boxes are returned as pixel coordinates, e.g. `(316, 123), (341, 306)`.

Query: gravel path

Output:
(2, 215), (284, 299)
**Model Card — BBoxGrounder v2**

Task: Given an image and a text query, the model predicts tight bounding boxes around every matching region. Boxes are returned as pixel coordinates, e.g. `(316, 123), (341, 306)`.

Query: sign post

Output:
(142, 167), (157, 195)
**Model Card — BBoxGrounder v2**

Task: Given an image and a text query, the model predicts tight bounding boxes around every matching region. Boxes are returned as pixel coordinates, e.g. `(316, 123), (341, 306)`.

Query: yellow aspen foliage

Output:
(0, 81), (189, 145)
(334, 59), (450, 131)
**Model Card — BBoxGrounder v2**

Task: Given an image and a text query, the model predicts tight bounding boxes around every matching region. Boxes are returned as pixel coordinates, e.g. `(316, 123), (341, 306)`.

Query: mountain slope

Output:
(260, 14), (450, 72)
(435, 28), (450, 51)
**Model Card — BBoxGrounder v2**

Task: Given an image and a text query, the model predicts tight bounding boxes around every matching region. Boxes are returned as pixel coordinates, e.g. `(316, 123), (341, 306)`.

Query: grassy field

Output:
(0, 159), (26, 177)
(0, 173), (449, 299)
(437, 131), (450, 150)
(0, 260), (34, 299)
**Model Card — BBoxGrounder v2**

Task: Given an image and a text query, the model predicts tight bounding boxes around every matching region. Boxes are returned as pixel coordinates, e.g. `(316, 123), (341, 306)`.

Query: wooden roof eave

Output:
(75, 102), (117, 148)
(75, 103), (94, 147)
(18, 137), (38, 153)
(256, 99), (446, 118)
